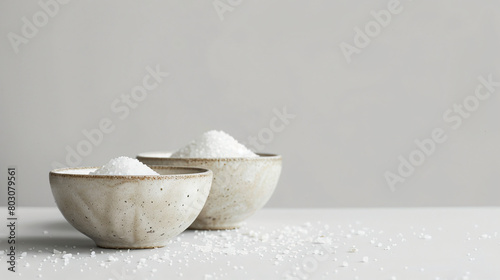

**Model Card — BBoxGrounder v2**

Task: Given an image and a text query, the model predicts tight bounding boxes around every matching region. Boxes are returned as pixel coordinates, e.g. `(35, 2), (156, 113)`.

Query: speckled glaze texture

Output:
(137, 153), (282, 230)
(49, 166), (212, 249)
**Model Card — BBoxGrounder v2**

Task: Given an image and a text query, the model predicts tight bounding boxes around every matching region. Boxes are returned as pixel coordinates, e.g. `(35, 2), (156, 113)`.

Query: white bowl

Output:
(137, 152), (282, 229)
(49, 166), (212, 249)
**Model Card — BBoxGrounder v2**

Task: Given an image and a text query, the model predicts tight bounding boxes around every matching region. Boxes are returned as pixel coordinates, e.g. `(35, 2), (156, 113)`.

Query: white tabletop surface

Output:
(1, 207), (499, 280)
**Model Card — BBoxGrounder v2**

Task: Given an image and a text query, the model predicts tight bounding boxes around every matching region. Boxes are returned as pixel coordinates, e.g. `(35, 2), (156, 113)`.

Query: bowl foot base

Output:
(95, 243), (166, 250)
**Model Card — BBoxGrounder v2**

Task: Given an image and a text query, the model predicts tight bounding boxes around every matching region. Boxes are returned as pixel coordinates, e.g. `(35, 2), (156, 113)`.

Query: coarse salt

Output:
(90, 156), (158, 175)
(171, 130), (258, 158)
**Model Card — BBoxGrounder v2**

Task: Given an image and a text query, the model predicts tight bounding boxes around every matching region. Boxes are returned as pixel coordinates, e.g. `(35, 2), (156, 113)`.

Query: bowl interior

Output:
(50, 166), (210, 177)
(137, 152), (280, 160)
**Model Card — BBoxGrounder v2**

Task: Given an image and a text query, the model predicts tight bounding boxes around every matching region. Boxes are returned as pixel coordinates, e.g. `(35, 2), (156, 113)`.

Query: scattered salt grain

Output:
(62, 253), (72, 259)
(62, 254), (71, 265)
(312, 236), (331, 244)
(341, 261), (349, 267)
(361, 256), (369, 263)
(422, 234), (432, 240)
(348, 246), (358, 253)
(90, 156), (159, 176)
(171, 130), (258, 158)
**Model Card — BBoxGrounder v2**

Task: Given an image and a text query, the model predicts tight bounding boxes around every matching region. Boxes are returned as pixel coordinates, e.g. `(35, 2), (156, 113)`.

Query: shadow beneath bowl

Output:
(42, 220), (79, 233)
(10, 220), (98, 252)
(16, 236), (96, 252)
(21, 219), (78, 235)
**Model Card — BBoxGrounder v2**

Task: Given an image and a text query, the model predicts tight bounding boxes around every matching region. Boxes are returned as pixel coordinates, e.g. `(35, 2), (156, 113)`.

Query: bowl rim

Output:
(136, 152), (282, 161)
(49, 165), (212, 179)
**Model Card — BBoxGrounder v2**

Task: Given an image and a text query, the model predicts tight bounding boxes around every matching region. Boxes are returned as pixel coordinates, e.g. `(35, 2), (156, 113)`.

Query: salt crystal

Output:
(313, 236), (331, 244)
(421, 234), (432, 240)
(21, 252), (27, 257)
(53, 249), (61, 254)
(171, 130), (258, 158)
(341, 261), (349, 267)
(361, 256), (369, 263)
(62, 254), (72, 259)
(90, 156), (159, 175)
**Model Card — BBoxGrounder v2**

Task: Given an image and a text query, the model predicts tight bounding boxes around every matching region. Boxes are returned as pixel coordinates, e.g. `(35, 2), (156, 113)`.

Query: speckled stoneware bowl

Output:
(49, 166), (212, 249)
(136, 152), (282, 230)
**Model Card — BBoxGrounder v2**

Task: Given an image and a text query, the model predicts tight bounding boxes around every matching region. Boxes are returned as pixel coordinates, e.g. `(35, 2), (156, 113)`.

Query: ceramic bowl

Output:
(136, 152), (282, 230)
(49, 166), (212, 249)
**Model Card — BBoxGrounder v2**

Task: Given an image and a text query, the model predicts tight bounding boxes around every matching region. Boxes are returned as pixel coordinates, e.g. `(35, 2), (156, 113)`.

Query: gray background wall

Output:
(1, 0), (499, 208)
